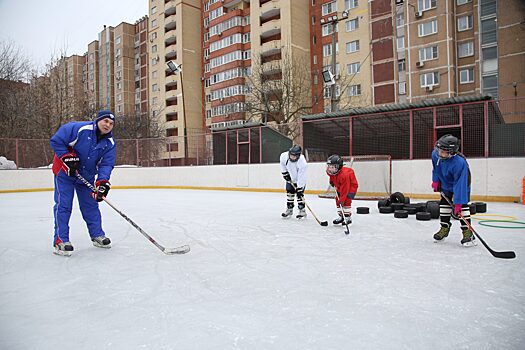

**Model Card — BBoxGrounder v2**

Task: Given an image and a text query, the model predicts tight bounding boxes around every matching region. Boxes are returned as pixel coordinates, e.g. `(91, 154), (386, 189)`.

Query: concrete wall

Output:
(1, 157), (524, 201)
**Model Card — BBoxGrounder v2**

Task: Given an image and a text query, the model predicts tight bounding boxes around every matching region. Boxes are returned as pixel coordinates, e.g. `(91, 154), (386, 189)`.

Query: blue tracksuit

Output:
(431, 149), (470, 205)
(50, 121), (116, 244)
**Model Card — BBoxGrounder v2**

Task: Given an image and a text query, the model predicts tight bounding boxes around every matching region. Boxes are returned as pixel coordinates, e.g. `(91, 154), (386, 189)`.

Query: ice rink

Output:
(1, 189), (524, 350)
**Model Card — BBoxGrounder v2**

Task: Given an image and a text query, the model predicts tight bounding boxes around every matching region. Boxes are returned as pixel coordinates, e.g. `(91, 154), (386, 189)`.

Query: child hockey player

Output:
(326, 155), (358, 225)
(280, 145), (308, 219)
(431, 134), (475, 246)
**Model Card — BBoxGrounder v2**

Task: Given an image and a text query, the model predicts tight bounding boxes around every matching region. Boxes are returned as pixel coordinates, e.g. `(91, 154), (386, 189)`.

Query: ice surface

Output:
(1, 190), (524, 349)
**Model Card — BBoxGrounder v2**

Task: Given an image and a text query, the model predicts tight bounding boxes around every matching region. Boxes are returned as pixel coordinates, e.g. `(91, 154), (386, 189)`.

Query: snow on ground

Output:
(1, 189), (524, 350)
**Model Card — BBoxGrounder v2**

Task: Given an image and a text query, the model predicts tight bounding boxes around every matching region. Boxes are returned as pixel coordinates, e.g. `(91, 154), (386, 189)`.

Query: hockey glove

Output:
(60, 153), (80, 177)
(454, 204), (462, 215)
(282, 171), (291, 182)
(92, 180), (110, 202)
(329, 181), (334, 187)
(296, 186), (305, 197)
(431, 181), (440, 192)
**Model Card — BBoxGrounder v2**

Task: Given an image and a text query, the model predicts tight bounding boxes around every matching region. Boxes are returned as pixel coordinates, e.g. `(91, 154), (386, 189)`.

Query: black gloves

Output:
(60, 153), (80, 176)
(296, 186), (305, 197)
(282, 171), (291, 182)
(93, 180), (110, 202)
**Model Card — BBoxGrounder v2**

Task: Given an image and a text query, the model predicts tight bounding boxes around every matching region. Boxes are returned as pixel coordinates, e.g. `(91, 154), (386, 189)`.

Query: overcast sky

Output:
(0, 0), (148, 71)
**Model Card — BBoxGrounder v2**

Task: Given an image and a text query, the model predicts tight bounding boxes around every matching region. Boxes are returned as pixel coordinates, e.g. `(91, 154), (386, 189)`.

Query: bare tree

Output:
(244, 51), (318, 140)
(0, 40), (31, 81)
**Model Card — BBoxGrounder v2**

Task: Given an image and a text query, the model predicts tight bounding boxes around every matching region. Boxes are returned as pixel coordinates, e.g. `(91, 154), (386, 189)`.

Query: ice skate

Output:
(53, 242), (74, 256)
(333, 215), (351, 225)
(296, 208), (307, 219)
(281, 208), (293, 218)
(92, 236), (111, 248)
(461, 229), (476, 247)
(433, 226), (450, 241)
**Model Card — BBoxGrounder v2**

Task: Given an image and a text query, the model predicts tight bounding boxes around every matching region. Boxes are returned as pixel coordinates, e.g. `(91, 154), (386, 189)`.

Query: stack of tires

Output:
(377, 192), (487, 221)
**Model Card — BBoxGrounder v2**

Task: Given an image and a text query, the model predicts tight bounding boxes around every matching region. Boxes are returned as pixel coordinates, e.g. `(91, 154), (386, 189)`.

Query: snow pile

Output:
(0, 156), (17, 169)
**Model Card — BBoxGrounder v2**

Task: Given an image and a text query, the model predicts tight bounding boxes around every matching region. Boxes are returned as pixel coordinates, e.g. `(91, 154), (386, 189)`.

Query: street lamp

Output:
(320, 10), (349, 113)
(167, 60), (188, 164)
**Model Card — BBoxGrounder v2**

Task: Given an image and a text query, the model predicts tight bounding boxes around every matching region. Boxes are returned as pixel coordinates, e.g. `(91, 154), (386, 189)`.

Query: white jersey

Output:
(279, 151), (307, 188)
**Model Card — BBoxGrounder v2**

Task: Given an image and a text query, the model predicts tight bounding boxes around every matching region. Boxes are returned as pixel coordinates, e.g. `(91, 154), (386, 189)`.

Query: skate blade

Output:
(462, 240), (477, 247)
(92, 242), (111, 249)
(53, 249), (72, 257)
(296, 215), (307, 220)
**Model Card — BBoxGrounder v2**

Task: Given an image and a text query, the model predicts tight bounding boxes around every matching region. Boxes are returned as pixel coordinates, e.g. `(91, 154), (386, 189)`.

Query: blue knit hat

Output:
(95, 110), (115, 124)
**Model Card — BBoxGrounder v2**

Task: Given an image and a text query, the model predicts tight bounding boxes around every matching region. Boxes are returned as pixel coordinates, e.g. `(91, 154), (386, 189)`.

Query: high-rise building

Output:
(98, 25), (115, 111)
(114, 22), (137, 116)
(135, 16), (150, 127)
(85, 40), (100, 112)
(149, 0), (203, 165)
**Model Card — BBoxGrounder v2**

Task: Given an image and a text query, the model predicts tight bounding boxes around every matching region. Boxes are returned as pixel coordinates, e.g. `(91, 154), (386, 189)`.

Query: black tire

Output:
(405, 207), (418, 215)
(474, 202), (487, 213)
(416, 212), (431, 221)
(404, 196), (411, 204)
(390, 192), (406, 204)
(378, 199), (391, 209)
(391, 203), (405, 211)
(394, 210), (408, 218)
(469, 203), (477, 215)
(356, 207), (370, 214)
(426, 201), (440, 219)
(379, 206), (394, 214)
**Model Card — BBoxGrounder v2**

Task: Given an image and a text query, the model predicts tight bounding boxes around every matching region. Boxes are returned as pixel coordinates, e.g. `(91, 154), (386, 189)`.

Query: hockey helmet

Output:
(326, 154), (344, 175)
(436, 134), (459, 158)
(288, 145), (302, 162)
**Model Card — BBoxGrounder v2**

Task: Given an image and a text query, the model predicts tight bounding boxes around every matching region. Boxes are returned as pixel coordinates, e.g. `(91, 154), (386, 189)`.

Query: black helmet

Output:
(288, 145), (302, 162)
(326, 154), (344, 175)
(436, 134), (460, 156)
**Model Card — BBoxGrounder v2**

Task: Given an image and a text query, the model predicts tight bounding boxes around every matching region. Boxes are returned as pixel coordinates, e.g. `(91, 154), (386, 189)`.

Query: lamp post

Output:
(320, 10), (349, 113)
(167, 60), (188, 164)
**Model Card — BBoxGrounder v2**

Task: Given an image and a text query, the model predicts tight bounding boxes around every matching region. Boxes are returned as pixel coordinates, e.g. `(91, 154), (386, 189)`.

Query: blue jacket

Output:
(431, 149), (471, 204)
(50, 121), (116, 181)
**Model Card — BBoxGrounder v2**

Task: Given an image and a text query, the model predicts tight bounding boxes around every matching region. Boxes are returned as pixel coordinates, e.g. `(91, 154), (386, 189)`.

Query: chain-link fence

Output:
(1, 98), (524, 169)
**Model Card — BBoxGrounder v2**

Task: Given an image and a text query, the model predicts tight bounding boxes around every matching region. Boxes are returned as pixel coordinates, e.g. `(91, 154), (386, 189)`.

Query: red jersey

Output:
(327, 167), (358, 204)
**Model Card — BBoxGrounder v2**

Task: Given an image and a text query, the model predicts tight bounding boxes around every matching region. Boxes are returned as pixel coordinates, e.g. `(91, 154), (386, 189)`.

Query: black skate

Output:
(296, 208), (307, 219)
(53, 242), (74, 256)
(92, 236), (111, 248)
(333, 216), (351, 225)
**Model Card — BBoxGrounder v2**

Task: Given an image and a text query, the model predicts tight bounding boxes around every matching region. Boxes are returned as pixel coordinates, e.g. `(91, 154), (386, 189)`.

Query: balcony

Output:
(165, 49), (177, 60)
(166, 89), (180, 101)
(165, 74), (178, 87)
(260, 40), (281, 56)
(260, 19), (281, 38)
(262, 60), (281, 75)
(224, 0), (249, 9)
(260, 0), (279, 20)
(165, 33), (176, 45)
(165, 2), (176, 16)
(164, 15), (176, 31)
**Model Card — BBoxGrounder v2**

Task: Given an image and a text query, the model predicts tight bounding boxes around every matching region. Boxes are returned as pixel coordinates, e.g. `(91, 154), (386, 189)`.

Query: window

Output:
(345, 0), (358, 10)
(459, 67), (474, 84)
(151, 19), (157, 28)
(347, 62), (360, 74)
(481, 18), (497, 45)
(418, 20), (438, 36)
(458, 41), (474, 58)
(117, 94), (122, 102)
(419, 45), (438, 61)
(152, 70), (158, 78)
(322, 1), (337, 15)
(151, 6), (157, 14)
(457, 0), (470, 4)
(152, 45), (157, 53)
(346, 18), (359, 32)
(399, 82), (406, 95)
(152, 83), (159, 92)
(152, 96), (158, 105)
(480, 0), (497, 17)
(397, 36), (405, 50)
(420, 71), (439, 87)
(457, 15), (473, 31)
(418, 0), (436, 11)
(116, 82), (122, 90)
(346, 40), (359, 53)
(151, 32), (157, 40)
(396, 13), (405, 27)
(482, 46), (497, 73)
(398, 59), (406, 72)
(115, 36), (121, 45)
(348, 84), (361, 96)
(322, 23), (335, 36)
(482, 75), (498, 97)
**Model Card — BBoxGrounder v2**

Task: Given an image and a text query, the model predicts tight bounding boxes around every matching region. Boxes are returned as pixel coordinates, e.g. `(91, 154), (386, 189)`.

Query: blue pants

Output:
(53, 174), (105, 244)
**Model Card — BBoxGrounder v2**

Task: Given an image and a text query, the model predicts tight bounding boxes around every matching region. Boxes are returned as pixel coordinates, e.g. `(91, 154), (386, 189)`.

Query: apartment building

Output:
(148, 0), (203, 165)
(135, 16), (150, 126)
(50, 55), (87, 117)
(114, 22), (136, 116)
(98, 25), (115, 111)
(85, 41), (100, 112)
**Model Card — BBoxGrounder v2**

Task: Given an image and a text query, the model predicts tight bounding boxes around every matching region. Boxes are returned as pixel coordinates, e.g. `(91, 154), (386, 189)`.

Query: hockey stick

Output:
(440, 192), (515, 259)
(288, 182), (328, 226)
(335, 193), (350, 235)
(76, 173), (190, 255)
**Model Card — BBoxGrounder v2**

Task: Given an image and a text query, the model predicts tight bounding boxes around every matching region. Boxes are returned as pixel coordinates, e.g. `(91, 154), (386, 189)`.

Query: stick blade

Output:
(492, 251), (516, 259)
(163, 245), (190, 255)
